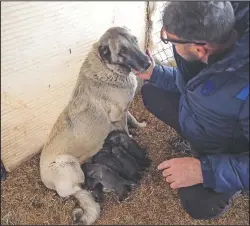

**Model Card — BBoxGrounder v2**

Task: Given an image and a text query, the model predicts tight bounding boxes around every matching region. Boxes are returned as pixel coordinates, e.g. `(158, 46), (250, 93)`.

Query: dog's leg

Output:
(107, 104), (129, 132)
(127, 111), (147, 128)
(125, 115), (133, 138)
(46, 154), (100, 225)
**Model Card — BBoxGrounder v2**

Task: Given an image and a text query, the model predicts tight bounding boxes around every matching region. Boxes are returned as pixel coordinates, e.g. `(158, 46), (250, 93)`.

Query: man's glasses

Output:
(160, 28), (206, 46)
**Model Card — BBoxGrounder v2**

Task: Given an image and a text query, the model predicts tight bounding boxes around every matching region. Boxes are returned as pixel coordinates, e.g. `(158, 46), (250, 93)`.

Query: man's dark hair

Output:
(163, 1), (235, 44)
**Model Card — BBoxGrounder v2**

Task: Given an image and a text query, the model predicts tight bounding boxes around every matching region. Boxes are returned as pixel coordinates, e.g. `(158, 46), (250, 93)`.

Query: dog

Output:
(110, 145), (142, 182)
(105, 130), (151, 168)
(86, 183), (105, 203)
(82, 131), (151, 203)
(92, 143), (138, 183)
(39, 26), (150, 225)
(81, 162), (135, 202)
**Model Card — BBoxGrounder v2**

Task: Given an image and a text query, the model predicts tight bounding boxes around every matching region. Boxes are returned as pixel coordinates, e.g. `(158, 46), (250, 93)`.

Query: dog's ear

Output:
(122, 26), (131, 32)
(98, 45), (111, 61)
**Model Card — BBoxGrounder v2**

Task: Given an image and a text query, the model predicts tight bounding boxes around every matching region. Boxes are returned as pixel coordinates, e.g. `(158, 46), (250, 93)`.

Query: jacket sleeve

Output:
(148, 64), (180, 92)
(198, 99), (249, 193)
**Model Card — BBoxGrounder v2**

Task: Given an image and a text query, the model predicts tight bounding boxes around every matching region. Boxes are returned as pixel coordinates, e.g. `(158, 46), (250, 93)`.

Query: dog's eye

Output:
(119, 47), (127, 55)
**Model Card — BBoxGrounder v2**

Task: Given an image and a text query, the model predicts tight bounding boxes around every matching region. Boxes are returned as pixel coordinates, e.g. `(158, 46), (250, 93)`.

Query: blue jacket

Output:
(149, 2), (249, 193)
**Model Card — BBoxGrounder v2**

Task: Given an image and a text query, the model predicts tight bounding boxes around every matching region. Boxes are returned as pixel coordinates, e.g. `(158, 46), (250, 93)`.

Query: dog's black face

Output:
(98, 27), (151, 73)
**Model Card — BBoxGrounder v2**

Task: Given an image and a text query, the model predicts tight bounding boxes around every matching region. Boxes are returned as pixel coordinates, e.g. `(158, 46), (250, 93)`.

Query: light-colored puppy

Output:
(40, 27), (150, 225)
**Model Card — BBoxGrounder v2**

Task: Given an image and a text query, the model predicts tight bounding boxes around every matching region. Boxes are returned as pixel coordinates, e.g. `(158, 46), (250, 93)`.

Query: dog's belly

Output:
(70, 120), (114, 164)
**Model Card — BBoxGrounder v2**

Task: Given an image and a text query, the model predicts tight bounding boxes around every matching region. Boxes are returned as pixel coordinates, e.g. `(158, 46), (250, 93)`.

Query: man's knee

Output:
(141, 82), (164, 115)
(178, 184), (233, 220)
(141, 82), (153, 110)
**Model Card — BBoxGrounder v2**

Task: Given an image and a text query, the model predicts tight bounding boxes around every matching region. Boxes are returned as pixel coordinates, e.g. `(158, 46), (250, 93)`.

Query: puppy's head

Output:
(105, 130), (130, 148)
(81, 161), (96, 175)
(98, 27), (151, 73)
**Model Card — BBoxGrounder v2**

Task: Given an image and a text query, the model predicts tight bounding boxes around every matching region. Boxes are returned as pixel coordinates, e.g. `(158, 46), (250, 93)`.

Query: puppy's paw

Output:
(124, 184), (132, 192)
(118, 190), (129, 202)
(92, 192), (104, 203)
(133, 173), (142, 182)
(72, 208), (86, 225)
(138, 157), (152, 170)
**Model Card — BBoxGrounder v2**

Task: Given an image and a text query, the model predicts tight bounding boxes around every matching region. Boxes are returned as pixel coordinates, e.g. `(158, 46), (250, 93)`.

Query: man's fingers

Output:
(146, 49), (154, 63)
(162, 168), (171, 177)
(165, 175), (174, 183)
(157, 160), (170, 170)
(132, 69), (138, 74)
(146, 48), (152, 58)
(170, 182), (179, 190)
(132, 70), (141, 77)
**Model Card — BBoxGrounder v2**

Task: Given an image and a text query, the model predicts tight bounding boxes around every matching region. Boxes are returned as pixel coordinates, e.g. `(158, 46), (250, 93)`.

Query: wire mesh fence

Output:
(149, 1), (176, 66)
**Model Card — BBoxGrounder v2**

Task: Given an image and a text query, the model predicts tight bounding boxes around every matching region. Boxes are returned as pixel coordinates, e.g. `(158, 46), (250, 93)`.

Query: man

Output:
(133, 1), (249, 219)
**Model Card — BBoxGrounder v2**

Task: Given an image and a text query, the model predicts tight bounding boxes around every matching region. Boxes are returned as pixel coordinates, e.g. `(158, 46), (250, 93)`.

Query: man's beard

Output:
(182, 52), (200, 62)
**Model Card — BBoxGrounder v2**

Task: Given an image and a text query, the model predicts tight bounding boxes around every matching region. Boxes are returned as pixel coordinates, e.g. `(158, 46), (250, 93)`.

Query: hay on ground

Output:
(1, 95), (249, 225)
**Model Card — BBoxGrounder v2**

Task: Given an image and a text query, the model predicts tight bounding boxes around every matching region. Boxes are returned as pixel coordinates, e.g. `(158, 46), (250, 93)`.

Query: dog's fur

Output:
(105, 130), (151, 168)
(39, 27), (150, 225)
(111, 145), (142, 181)
(82, 130), (151, 203)
(81, 162), (135, 201)
(90, 183), (104, 203)
(92, 143), (138, 182)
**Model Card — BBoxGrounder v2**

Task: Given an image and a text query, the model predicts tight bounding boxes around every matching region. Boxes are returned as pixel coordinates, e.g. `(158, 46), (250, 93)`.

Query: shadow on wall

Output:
(1, 161), (7, 181)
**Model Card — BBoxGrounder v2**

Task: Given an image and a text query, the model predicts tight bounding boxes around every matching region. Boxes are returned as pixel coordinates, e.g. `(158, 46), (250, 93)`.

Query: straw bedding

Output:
(1, 94), (249, 225)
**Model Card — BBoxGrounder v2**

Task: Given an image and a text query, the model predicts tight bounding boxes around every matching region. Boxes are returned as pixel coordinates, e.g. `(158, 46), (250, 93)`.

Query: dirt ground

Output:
(1, 94), (249, 225)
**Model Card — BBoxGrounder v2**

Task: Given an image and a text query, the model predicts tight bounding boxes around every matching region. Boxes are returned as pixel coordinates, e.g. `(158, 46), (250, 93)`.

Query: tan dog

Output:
(40, 27), (150, 225)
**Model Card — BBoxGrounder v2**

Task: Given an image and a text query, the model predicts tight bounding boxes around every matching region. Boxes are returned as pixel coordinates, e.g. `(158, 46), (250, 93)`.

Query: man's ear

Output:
(98, 45), (111, 60)
(195, 45), (207, 59)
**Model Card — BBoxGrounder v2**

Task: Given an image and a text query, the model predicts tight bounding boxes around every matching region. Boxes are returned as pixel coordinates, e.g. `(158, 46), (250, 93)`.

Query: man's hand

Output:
(132, 49), (155, 80)
(157, 157), (203, 189)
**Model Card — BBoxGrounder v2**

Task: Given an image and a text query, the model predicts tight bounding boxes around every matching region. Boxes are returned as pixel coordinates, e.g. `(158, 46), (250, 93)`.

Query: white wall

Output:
(1, 1), (147, 171)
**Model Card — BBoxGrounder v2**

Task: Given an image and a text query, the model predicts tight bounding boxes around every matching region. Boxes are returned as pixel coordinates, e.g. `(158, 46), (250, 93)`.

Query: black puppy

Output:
(110, 145), (142, 182)
(105, 130), (151, 169)
(81, 162), (135, 202)
(92, 143), (138, 183)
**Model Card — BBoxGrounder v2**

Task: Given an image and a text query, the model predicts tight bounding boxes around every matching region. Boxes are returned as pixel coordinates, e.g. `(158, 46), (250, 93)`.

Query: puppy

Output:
(110, 145), (142, 182)
(105, 130), (151, 169)
(92, 143), (138, 183)
(81, 162), (135, 202)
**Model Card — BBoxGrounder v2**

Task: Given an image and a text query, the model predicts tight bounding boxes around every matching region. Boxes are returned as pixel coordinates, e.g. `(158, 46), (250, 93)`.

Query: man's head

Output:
(162, 1), (236, 62)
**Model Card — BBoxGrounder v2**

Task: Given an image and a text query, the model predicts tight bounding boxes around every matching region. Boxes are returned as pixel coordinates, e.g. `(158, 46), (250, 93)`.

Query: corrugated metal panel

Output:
(1, 1), (146, 171)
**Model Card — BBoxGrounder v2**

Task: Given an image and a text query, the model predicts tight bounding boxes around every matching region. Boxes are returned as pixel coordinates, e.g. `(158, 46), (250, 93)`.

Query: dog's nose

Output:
(144, 62), (151, 70)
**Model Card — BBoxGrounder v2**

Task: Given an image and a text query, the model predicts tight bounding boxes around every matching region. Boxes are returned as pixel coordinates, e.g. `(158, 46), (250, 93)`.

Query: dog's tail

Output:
(73, 189), (100, 225)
